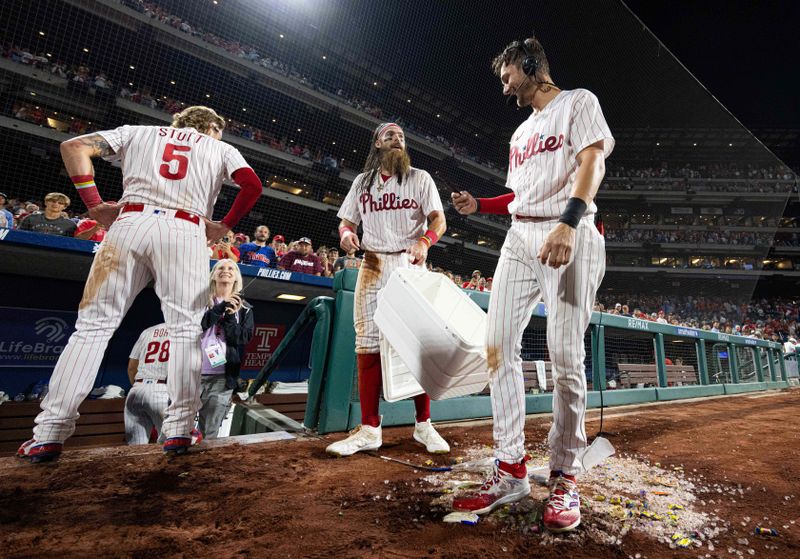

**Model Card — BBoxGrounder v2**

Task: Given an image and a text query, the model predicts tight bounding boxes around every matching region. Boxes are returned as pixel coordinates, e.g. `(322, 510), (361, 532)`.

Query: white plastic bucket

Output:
(374, 268), (489, 400)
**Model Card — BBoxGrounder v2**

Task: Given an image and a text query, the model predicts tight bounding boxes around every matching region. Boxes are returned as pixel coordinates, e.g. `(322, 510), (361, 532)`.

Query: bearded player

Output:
(326, 122), (449, 457)
(451, 37), (614, 532)
(18, 106), (263, 462)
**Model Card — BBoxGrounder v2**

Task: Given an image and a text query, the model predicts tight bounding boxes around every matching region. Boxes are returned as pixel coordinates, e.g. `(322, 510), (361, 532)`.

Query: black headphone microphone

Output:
(505, 39), (540, 106)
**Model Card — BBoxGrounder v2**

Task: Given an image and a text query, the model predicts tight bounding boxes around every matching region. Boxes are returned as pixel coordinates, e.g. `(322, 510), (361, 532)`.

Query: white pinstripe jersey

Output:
(96, 125), (251, 217)
(338, 167), (444, 252)
(129, 323), (170, 381)
(505, 89), (614, 217)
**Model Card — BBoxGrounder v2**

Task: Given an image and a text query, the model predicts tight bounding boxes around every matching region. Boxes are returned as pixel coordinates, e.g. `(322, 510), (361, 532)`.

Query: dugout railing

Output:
(300, 270), (788, 434)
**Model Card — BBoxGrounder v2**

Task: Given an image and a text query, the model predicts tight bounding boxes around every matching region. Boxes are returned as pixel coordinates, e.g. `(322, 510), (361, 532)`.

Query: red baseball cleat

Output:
(163, 428), (203, 456)
(17, 439), (63, 464)
(543, 472), (581, 532)
(451, 459), (530, 514)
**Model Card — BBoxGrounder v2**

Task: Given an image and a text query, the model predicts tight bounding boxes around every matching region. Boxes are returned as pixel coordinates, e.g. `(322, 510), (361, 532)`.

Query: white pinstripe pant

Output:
(33, 208), (207, 443)
(124, 382), (169, 444)
(488, 216), (605, 474)
(354, 251), (421, 354)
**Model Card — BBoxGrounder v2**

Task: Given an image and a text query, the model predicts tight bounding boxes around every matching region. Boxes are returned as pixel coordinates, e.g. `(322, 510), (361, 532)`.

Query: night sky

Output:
(624, 0), (800, 130)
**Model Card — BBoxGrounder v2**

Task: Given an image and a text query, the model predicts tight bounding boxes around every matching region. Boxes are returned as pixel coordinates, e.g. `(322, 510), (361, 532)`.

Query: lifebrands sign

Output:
(0, 309), (77, 367)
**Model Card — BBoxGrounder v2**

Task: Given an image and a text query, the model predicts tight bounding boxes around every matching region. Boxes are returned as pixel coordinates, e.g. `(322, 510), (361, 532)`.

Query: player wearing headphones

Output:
(451, 36), (614, 532)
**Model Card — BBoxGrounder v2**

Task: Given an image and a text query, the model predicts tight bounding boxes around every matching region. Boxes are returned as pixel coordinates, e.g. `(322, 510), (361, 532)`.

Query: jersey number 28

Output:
(159, 144), (191, 180)
(144, 340), (170, 363)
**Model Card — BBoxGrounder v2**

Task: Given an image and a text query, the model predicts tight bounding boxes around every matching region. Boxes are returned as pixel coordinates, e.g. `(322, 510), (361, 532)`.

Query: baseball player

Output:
(450, 37), (613, 533)
(18, 106), (263, 463)
(326, 122), (449, 457)
(124, 323), (170, 445)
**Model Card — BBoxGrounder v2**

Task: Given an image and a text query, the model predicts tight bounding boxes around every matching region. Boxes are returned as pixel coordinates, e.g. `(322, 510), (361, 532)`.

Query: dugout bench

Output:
(0, 398), (126, 456)
(617, 363), (698, 388)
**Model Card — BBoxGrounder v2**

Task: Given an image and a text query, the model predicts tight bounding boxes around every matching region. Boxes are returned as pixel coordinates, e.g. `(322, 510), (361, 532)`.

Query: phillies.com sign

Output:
(241, 324), (287, 371)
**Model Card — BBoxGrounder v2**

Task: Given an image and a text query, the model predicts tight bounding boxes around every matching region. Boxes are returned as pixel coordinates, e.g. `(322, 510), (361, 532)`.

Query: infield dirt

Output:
(1, 389), (798, 558)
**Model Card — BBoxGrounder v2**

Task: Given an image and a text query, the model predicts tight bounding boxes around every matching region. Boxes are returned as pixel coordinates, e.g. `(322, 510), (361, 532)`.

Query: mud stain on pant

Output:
(79, 243), (120, 310)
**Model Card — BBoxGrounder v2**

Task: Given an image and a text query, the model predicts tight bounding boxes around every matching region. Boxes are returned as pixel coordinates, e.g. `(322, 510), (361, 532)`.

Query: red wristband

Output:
(71, 174), (103, 209)
(339, 225), (355, 239)
(422, 229), (439, 245)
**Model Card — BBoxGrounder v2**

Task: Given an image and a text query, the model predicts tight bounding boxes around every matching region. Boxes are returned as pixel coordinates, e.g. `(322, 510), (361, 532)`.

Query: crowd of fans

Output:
(118, 0), (501, 170)
(6, 190), (800, 343)
(596, 293), (800, 341)
(5, 31), (797, 196)
(604, 228), (792, 246)
(606, 162), (795, 181)
(119, 86), (345, 173)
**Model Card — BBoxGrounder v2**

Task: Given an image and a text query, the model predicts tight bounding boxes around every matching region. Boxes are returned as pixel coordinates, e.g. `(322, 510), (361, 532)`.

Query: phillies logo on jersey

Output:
(509, 132), (565, 172)
(249, 253), (272, 265)
(360, 192), (419, 214)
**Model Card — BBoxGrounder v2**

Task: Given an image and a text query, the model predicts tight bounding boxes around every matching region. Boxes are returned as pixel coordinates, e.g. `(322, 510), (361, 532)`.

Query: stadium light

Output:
(279, 34), (285, 38)
(693, 143), (697, 146)
(297, 128), (301, 132)
(205, 94), (211, 98)
(277, 294), (306, 301)
(82, 48), (89, 53)
(656, 142), (660, 146)
(129, 65), (135, 70)
(322, 55), (327, 60)
(170, 80), (176, 85)
(373, 82), (378, 86)
(39, 31), (45, 36)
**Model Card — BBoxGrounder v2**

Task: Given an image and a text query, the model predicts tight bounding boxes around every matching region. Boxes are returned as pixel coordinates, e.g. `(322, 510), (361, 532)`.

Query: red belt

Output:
(514, 215), (557, 223)
(135, 379), (167, 384)
(121, 203), (200, 225)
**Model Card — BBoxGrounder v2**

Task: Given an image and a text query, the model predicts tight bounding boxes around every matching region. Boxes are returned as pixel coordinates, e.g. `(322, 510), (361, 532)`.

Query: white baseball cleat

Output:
(326, 423), (382, 457)
(413, 419), (450, 454)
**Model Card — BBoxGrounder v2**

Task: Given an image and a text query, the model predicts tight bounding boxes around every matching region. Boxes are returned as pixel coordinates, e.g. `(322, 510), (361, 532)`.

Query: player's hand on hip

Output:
(340, 231), (361, 252)
(537, 222), (576, 269)
(406, 240), (429, 266)
(451, 191), (478, 215)
(204, 219), (231, 244)
(88, 202), (121, 230)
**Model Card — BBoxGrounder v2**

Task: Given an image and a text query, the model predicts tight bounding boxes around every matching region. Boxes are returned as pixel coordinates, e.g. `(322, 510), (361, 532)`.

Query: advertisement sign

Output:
(0, 307), (77, 367)
(241, 324), (288, 371)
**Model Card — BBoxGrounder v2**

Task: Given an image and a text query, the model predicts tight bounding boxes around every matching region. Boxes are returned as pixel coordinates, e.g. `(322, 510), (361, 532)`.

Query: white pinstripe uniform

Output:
(338, 167), (444, 353)
(33, 125), (252, 443)
(488, 89), (613, 474)
(124, 323), (170, 445)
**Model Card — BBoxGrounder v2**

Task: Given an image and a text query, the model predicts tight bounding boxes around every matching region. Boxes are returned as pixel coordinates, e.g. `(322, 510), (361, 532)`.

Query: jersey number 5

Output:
(159, 144), (191, 180)
(144, 340), (171, 363)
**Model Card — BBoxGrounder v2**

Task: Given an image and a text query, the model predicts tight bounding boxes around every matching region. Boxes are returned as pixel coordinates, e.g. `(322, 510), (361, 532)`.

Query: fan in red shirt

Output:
(462, 269), (483, 290)
(210, 231), (241, 262)
(278, 237), (323, 275)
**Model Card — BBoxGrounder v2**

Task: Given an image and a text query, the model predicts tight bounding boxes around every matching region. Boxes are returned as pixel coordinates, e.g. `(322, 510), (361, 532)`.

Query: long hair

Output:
(358, 122), (408, 193)
(172, 105), (226, 135)
(208, 258), (243, 307)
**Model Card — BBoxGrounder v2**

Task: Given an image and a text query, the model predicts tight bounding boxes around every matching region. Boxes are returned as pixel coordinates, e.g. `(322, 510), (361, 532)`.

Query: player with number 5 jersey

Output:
(19, 106), (264, 463)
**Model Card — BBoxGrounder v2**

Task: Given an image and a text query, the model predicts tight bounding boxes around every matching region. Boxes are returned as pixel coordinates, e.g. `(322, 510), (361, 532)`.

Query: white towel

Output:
(535, 360), (548, 390)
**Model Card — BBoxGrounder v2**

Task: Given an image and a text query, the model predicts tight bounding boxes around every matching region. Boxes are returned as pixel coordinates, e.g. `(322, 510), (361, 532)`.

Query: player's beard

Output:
(380, 148), (411, 177)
